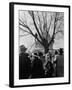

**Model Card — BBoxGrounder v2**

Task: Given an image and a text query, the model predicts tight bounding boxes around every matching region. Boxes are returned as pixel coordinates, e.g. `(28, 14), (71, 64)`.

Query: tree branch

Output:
(37, 12), (43, 35)
(19, 18), (43, 45)
(46, 15), (52, 39)
(55, 30), (63, 35)
(48, 12), (64, 46)
(48, 13), (57, 46)
(56, 16), (64, 22)
(19, 27), (30, 34)
(28, 11), (43, 41)
(19, 33), (30, 37)
(19, 22), (34, 35)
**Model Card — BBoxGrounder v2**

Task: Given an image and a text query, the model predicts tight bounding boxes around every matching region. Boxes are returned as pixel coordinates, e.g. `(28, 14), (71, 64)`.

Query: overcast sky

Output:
(19, 11), (64, 51)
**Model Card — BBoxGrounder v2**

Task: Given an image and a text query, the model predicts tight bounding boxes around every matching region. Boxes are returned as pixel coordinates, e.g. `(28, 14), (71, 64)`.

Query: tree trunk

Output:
(44, 47), (49, 54)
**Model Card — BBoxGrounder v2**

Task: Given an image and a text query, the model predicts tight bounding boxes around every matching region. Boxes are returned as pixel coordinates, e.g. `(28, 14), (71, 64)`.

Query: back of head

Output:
(59, 48), (63, 55)
(20, 45), (27, 54)
(39, 52), (43, 57)
(55, 50), (58, 55)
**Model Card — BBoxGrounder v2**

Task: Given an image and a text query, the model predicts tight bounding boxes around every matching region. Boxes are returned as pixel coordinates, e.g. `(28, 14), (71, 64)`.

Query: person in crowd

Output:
(56, 48), (64, 77)
(52, 50), (58, 77)
(38, 52), (43, 57)
(31, 53), (45, 78)
(45, 53), (54, 78)
(54, 50), (58, 61)
(19, 45), (31, 79)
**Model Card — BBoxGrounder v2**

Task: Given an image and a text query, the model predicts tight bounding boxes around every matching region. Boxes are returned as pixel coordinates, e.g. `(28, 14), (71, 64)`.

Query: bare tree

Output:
(19, 11), (64, 53)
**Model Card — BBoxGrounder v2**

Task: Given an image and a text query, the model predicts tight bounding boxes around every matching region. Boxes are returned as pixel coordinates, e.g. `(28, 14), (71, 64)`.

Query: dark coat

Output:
(45, 61), (54, 77)
(56, 55), (64, 77)
(31, 57), (45, 78)
(19, 53), (31, 79)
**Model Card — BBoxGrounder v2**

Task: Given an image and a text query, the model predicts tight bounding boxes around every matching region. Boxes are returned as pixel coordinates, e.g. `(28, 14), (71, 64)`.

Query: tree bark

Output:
(44, 46), (49, 54)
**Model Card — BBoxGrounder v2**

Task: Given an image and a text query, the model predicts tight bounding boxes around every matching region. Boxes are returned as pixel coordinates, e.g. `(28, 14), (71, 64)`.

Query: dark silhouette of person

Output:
(31, 56), (45, 78)
(56, 48), (64, 77)
(45, 61), (54, 78)
(38, 52), (43, 57)
(19, 45), (31, 79)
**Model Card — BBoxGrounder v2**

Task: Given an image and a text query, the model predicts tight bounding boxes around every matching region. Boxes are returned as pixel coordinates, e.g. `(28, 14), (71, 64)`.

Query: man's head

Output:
(59, 48), (63, 55)
(20, 45), (27, 53)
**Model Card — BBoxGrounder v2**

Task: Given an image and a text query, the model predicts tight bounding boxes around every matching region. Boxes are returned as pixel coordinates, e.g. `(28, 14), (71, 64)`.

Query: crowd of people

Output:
(19, 45), (64, 79)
